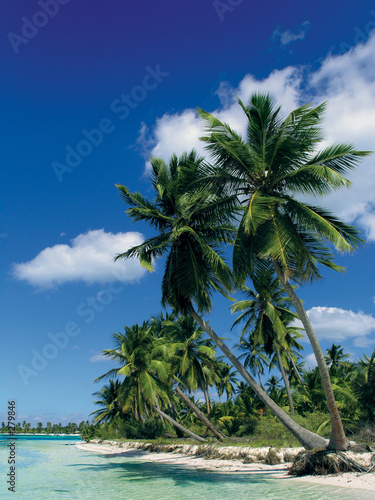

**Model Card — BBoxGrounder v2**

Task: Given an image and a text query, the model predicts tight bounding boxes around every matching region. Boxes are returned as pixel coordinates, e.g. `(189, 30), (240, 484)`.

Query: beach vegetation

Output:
(88, 93), (374, 471)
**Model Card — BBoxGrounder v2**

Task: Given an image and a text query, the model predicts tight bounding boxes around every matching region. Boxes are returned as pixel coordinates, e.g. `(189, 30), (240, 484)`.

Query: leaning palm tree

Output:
(198, 93), (371, 450)
(115, 150), (327, 449)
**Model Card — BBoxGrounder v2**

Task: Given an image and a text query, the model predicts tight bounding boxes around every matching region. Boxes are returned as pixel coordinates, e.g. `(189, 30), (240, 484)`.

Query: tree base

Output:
(289, 449), (374, 476)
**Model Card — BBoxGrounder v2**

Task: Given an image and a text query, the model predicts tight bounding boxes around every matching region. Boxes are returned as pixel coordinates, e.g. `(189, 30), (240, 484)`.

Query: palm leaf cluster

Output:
(115, 151), (236, 314)
(198, 94), (368, 284)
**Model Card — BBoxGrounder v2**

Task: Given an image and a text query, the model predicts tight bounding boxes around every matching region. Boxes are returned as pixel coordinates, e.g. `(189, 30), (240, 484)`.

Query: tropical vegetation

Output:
(90, 93), (372, 453)
(0, 421), (85, 434)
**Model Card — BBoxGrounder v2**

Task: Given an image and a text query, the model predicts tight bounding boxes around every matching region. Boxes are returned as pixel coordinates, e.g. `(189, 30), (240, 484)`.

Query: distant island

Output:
(0, 421), (88, 434)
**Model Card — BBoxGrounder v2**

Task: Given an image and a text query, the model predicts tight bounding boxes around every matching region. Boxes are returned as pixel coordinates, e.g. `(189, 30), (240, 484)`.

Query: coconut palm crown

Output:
(198, 93), (370, 284)
(115, 150), (236, 314)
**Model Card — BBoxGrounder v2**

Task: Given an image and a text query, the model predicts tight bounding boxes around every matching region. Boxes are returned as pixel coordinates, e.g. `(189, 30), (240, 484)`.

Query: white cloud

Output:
(353, 336), (375, 348)
(139, 66), (303, 167)
(13, 229), (146, 289)
(142, 109), (206, 166)
(304, 353), (317, 369)
(305, 306), (375, 343)
(137, 33), (375, 239)
(89, 353), (110, 363)
(272, 21), (310, 47)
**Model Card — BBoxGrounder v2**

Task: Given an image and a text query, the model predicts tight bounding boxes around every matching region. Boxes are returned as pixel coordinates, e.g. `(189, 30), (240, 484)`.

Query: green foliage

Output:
(358, 353), (375, 422)
(80, 423), (97, 442)
(115, 150), (236, 315)
(199, 93), (369, 284)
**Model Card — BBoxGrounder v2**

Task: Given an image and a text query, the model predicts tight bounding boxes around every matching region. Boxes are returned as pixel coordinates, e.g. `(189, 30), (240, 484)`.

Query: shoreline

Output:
(76, 440), (375, 493)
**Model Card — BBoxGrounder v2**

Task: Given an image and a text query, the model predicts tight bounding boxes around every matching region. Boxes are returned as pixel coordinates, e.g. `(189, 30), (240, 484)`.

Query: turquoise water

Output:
(0, 436), (372, 499)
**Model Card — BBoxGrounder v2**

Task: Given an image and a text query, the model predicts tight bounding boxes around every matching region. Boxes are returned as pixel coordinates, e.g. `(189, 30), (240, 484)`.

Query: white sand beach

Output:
(76, 440), (375, 494)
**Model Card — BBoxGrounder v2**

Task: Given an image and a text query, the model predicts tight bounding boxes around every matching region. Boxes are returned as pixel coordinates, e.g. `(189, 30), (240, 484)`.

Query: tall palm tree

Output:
(198, 93), (371, 450)
(115, 150), (327, 449)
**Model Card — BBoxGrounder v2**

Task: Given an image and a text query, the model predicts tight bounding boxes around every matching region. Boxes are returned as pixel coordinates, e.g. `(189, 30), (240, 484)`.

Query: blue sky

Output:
(1, 0), (375, 426)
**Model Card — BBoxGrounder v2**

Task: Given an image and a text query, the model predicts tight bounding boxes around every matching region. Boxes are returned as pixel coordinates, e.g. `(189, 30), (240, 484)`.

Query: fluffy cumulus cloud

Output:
(272, 21), (311, 47)
(305, 306), (375, 344)
(12, 229), (146, 288)
(137, 33), (375, 239)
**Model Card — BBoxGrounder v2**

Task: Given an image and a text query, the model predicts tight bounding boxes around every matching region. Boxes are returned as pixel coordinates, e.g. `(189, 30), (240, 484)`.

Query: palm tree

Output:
(97, 321), (206, 442)
(236, 338), (269, 389)
(91, 379), (125, 424)
(266, 375), (285, 404)
(115, 150), (327, 449)
(159, 314), (225, 440)
(216, 360), (239, 401)
(198, 93), (371, 450)
(325, 344), (350, 375)
(231, 269), (301, 415)
(357, 350), (375, 384)
(357, 349), (375, 422)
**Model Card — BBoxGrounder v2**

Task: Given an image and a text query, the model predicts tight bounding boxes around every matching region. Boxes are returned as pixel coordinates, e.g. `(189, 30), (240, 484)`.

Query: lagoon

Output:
(0, 436), (370, 499)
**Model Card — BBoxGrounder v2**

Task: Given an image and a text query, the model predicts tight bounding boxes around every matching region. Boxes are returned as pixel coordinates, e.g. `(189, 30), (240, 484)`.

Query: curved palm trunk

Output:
(275, 345), (295, 416)
(189, 306), (327, 450)
(152, 405), (206, 443)
(273, 260), (349, 451)
(174, 385), (225, 441)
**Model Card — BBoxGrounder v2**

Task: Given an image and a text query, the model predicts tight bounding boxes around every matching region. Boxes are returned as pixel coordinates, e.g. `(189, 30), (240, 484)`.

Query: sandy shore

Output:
(75, 440), (375, 494)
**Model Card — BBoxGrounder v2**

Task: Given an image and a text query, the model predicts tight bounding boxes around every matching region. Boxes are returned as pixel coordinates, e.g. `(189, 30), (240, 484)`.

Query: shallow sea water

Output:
(0, 436), (372, 499)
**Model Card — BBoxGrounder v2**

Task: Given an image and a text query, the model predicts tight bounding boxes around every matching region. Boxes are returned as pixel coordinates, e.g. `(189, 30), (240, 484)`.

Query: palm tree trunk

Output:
(203, 387), (211, 417)
(256, 365), (264, 390)
(152, 405), (206, 443)
(134, 396), (139, 422)
(275, 345), (295, 416)
(289, 355), (305, 387)
(189, 305), (327, 450)
(273, 259), (349, 451)
(202, 387), (213, 438)
(174, 385), (225, 441)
